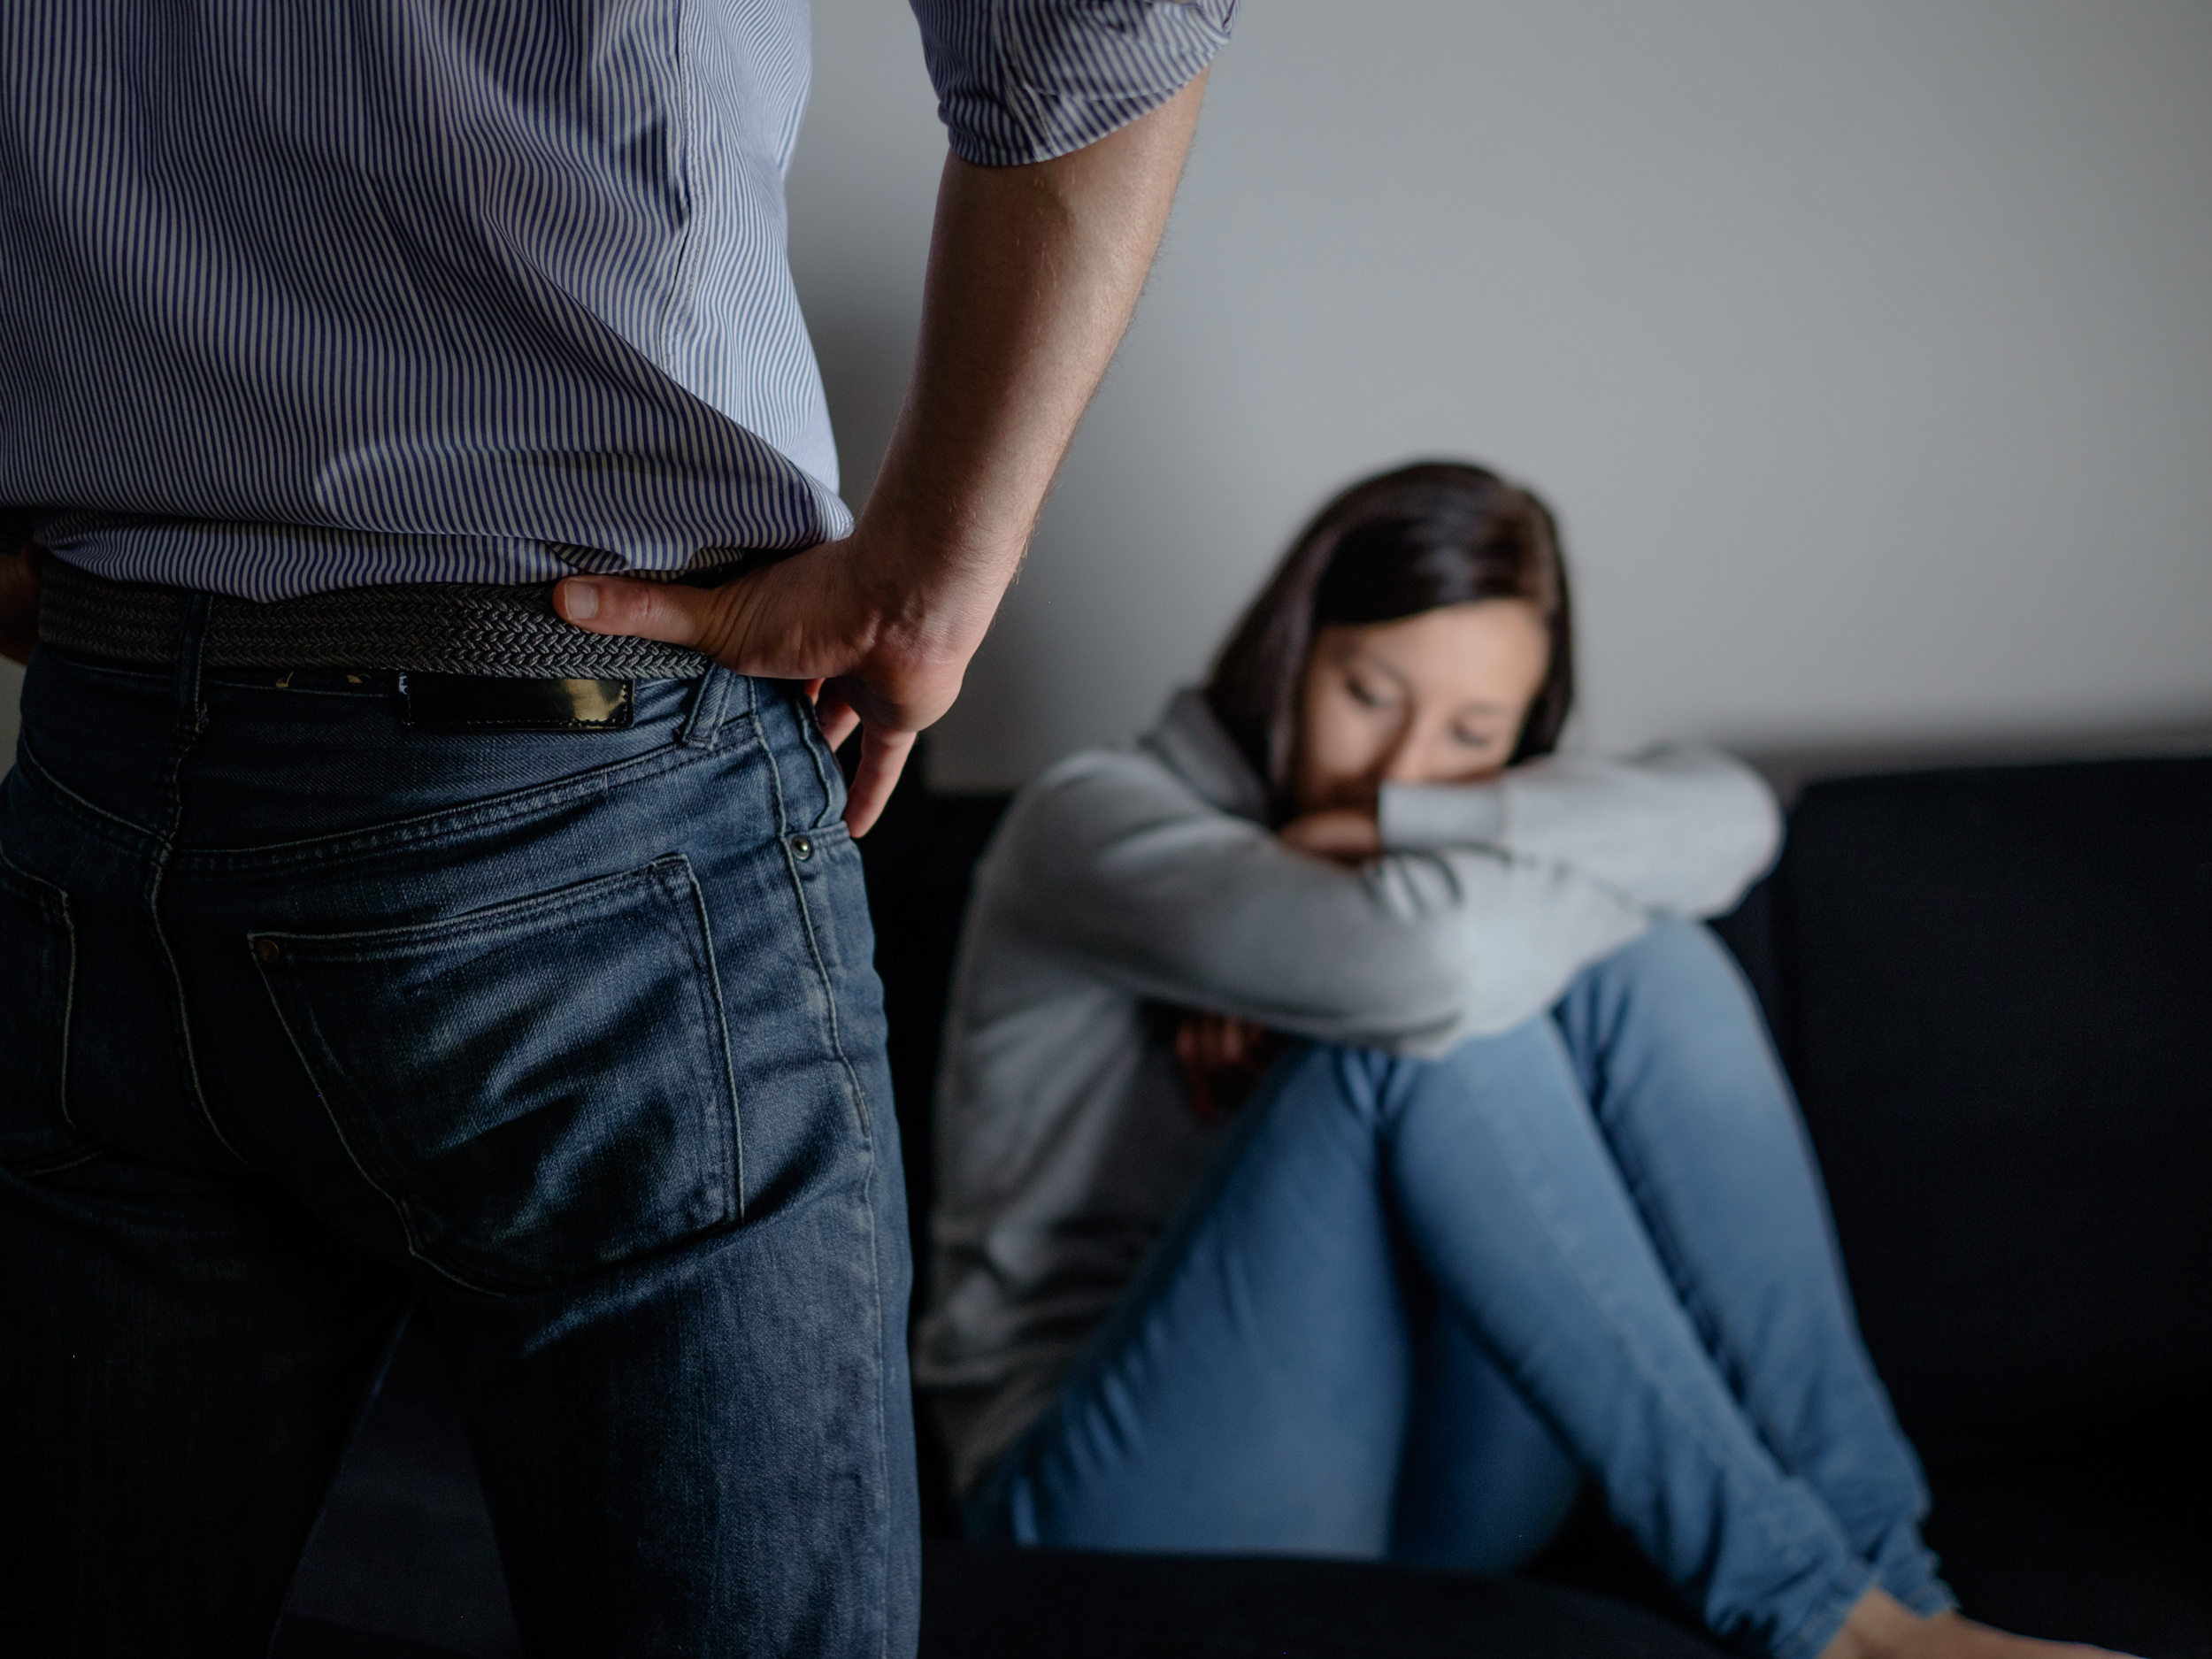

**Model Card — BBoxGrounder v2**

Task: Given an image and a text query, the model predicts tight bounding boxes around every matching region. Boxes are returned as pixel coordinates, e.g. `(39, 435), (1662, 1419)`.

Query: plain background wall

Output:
(5, 0), (2208, 783)
(790, 0), (2212, 787)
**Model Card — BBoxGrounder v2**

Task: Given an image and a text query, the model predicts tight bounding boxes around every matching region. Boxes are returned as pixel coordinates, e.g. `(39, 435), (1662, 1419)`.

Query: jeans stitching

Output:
(1573, 932), (1924, 1572)
(759, 704), (874, 1148)
(12, 736), (162, 856)
(0, 850), (91, 1158)
(1566, 936), (1786, 1426)
(15, 683), (746, 869)
(675, 667), (723, 749)
(154, 841), (252, 1172)
(790, 687), (841, 826)
(1390, 1048), (1846, 1619)
(1592, 1088), (1753, 1398)
(756, 695), (895, 1657)
(858, 1096), (892, 1659)
(250, 856), (745, 1296)
(250, 854), (700, 957)
(153, 603), (252, 1170)
(8, 1144), (106, 1179)
(675, 856), (747, 1219)
(250, 955), (443, 1282)
(171, 739), (727, 870)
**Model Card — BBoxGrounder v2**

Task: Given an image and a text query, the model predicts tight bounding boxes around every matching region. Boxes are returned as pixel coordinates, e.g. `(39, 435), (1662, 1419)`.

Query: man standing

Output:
(0, 1), (1226, 1653)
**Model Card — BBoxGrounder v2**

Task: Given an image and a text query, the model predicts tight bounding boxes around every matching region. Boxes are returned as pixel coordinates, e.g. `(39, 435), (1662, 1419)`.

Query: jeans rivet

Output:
(253, 938), (282, 964)
(792, 834), (813, 861)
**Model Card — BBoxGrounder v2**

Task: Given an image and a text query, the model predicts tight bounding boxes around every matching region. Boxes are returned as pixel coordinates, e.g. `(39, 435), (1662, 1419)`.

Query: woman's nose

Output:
(1377, 724), (1432, 786)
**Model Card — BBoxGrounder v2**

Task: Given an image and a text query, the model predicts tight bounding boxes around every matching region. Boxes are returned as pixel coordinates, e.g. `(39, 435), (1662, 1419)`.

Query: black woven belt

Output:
(38, 557), (712, 681)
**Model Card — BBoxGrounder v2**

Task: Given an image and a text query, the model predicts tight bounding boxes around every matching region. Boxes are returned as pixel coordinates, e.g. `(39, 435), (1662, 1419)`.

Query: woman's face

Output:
(1293, 600), (1550, 815)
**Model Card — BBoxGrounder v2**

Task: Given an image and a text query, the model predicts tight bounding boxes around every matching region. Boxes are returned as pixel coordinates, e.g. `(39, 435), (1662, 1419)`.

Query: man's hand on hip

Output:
(556, 69), (1210, 835)
(556, 528), (976, 835)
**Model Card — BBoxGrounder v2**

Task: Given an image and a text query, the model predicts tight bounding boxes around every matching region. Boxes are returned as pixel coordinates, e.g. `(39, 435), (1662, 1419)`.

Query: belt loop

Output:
(176, 593), (215, 734)
(677, 664), (746, 750)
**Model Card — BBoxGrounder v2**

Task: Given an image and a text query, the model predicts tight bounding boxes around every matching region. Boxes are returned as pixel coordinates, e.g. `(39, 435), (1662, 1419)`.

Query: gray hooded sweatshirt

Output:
(913, 689), (1782, 1494)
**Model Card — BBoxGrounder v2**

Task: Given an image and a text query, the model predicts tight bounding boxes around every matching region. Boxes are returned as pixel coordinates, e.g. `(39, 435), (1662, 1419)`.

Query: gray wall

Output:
(7, 0), (2208, 784)
(790, 0), (2212, 786)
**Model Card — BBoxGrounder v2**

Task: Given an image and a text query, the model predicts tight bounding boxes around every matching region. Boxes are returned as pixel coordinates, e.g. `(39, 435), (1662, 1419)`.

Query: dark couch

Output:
(276, 752), (2212, 1659)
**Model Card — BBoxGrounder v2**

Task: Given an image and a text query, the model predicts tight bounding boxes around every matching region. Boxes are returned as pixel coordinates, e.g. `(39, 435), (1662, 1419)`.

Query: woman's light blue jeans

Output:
(966, 921), (1955, 1658)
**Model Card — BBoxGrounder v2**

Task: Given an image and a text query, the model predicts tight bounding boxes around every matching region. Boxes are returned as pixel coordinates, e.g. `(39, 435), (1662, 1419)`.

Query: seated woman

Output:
(914, 462), (2119, 1659)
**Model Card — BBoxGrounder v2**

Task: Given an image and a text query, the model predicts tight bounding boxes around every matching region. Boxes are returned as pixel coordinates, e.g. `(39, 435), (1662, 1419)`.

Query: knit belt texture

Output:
(38, 558), (712, 680)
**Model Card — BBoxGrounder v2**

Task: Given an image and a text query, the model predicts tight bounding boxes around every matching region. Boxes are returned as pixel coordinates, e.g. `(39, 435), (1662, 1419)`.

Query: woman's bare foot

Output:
(1818, 1587), (2139, 1659)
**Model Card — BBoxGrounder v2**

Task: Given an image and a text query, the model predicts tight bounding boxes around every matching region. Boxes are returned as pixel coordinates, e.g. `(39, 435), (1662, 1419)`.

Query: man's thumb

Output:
(555, 576), (718, 649)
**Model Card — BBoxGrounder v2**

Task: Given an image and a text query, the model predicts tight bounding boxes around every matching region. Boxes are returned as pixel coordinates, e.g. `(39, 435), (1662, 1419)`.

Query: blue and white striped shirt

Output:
(1, 0), (1231, 600)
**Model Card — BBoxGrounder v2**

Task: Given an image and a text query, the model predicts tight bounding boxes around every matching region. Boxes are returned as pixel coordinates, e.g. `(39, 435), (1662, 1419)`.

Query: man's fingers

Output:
(816, 695), (862, 755)
(813, 678), (862, 751)
(556, 576), (724, 650)
(842, 726), (916, 837)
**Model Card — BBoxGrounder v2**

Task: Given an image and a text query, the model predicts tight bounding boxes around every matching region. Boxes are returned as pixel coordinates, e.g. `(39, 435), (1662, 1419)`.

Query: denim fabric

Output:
(0, 639), (918, 1657)
(967, 921), (1953, 1658)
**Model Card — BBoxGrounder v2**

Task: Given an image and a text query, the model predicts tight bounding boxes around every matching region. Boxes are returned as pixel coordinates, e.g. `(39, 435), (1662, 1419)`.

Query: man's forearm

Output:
(850, 70), (1209, 661)
(553, 70), (1209, 831)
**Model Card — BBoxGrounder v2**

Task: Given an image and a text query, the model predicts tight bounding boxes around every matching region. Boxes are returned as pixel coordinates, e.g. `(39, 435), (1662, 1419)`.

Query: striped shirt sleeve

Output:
(910, 0), (1235, 166)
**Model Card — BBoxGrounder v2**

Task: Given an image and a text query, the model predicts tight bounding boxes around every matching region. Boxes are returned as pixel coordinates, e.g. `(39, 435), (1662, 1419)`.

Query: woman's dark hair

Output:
(1203, 460), (1573, 816)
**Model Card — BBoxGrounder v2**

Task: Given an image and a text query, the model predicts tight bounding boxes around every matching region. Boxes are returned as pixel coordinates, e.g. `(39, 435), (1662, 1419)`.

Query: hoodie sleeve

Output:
(1378, 747), (1782, 919)
(979, 748), (1655, 1057)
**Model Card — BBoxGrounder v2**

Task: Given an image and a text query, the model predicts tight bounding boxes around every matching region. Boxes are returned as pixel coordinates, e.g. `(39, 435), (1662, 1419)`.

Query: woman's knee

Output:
(1558, 918), (1767, 1046)
(1610, 917), (1745, 989)
(1433, 1014), (1587, 1107)
(1270, 1010), (1583, 1133)
(1262, 1037), (1473, 1135)
(1551, 921), (1806, 1150)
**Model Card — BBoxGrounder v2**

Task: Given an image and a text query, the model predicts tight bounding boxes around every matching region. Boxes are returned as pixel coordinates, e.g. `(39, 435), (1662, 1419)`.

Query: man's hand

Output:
(0, 544), (42, 666)
(1279, 806), (1382, 866)
(557, 527), (963, 835)
(557, 72), (1210, 834)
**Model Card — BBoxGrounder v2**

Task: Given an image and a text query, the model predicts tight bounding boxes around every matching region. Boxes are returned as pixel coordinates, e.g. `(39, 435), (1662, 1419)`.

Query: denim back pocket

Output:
(0, 851), (94, 1175)
(251, 854), (741, 1292)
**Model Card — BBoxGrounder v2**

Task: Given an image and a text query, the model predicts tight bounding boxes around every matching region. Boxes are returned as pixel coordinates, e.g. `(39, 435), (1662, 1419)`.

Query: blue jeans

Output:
(967, 922), (1953, 1658)
(0, 638), (918, 1657)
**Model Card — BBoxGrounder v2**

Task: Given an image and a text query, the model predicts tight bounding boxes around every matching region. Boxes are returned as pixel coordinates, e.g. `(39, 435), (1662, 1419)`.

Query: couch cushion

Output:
(1919, 1416), (2212, 1658)
(921, 1540), (1719, 1658)
(1765, 756), (2212, 1450)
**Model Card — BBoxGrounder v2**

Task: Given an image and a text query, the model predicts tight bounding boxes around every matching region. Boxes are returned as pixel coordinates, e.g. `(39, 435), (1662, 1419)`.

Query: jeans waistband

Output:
(37, 557), (711, 680)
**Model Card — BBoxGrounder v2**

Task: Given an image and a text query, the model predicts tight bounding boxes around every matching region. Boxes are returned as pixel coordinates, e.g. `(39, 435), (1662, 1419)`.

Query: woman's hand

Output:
(1172, 1010), (1284, 1123)
(1279, 806), (1381, 865)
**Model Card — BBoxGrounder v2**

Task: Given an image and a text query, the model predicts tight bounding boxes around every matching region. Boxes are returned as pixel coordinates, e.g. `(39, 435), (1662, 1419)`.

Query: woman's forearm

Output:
(1379, 748), (1781, 918)
(997, 750), (1654, 1056)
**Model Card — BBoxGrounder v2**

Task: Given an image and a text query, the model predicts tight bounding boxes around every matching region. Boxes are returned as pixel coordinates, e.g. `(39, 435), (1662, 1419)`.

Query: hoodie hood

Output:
(1137, 688), (1270, 825)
